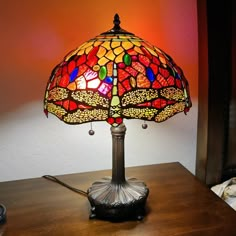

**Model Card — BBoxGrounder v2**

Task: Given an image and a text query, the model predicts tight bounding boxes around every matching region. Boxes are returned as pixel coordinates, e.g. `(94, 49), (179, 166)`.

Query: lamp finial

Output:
(113, 14), (121, 31)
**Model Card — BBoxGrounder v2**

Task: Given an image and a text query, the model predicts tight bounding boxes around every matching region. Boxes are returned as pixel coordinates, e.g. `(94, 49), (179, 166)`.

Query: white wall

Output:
(0, 99), (198, 181)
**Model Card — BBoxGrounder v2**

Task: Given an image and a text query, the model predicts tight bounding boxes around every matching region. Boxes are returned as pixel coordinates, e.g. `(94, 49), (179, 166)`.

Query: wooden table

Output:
(0, 162), (236, 235)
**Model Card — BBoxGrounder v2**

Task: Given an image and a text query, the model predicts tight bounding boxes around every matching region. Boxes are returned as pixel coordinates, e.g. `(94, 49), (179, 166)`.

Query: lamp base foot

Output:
(87, 177), (149, 221)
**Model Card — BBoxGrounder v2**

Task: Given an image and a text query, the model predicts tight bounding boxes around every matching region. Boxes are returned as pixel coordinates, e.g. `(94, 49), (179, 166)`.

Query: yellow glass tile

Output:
(142, 41), (153, 49)
(94, 41), (102, 47)
(112, 86), (117, 95)
(98, 57), (109, 66)
(114, 46), (124, 55)
(130, 77), (136, 88)
(101, 41), (111, 50)
(154, 46), (163, 55)
(105, 50), (116, 61)
(67, 82), (77, 91)
(65, 48), (79, 61)
(113, 114), (119, 118)
(45, 91), (49, 100)
(97, 46), (107, 58)
(81, 41), (93, 49)
(134, 46), (144, 54)
(159, 55), (167, 64)
(111, 41), (121, 48)
(115, 52), (125, 63)
(77, 49), (85, 56)
(78, 42), (87, 50)
(111, 95), (120, 106)
(146, 47), (157, 56)
(85, 46), (93, 54)
(93, 65), (100, 71)
(132, 36), (142, 41)
(119, 35), (129, 39)
(122, 41), (133, 50)
(132, 41), (141, 47)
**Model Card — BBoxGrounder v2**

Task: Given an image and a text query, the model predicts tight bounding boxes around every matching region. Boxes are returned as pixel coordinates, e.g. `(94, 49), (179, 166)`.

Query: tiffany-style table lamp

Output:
(44, 14), (191, 221)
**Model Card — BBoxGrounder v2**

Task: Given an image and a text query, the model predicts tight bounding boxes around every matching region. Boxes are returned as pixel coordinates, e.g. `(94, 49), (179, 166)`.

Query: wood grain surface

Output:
(0, 162), (236, 236)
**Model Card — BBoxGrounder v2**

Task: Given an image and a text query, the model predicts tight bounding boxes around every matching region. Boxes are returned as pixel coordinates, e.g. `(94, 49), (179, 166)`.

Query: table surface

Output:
(0, 162), (236, 236)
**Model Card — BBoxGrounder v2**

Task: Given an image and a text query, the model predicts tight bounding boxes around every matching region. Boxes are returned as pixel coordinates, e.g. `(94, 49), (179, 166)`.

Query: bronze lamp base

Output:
(87, 177), (149, 220)
(87, 123), (149, 221)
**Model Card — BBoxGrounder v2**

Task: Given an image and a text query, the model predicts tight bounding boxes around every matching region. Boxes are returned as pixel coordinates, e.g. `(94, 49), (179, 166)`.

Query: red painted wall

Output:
(0, 0), (197, 114)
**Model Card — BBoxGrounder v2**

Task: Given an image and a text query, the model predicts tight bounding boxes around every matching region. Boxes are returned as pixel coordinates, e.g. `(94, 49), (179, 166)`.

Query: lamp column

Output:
(87, 123), (149, 221)
(111, 123), (126, 184)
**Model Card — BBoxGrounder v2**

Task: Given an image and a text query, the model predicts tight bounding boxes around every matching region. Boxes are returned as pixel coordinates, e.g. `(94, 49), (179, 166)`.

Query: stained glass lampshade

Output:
(44, 14), (191, 221)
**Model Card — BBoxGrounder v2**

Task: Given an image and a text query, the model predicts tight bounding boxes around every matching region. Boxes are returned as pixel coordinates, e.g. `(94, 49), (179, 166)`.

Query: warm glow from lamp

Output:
(43, 14), (191, 221)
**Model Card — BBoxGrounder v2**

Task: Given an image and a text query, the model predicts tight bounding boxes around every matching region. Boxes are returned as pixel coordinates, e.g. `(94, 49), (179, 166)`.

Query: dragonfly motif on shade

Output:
(44, 15), (191, 127)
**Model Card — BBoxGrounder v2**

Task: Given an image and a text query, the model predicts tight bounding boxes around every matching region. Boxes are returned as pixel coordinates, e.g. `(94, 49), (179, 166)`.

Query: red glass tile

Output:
(152, 56), (160, 65)
(176, 79), (182, 89)
(68, 60), (76, 74)
(139, 54), (150, 67)
(167, 76), (175, 85)
(55, 101), (63, 106)
(118, 82), (126, 96)
(77, 64), (88, 77)
(69, 101), (77, 111)
(62, 65), (67, 75)
(152, 98), (167, 109)
(152, 80), (162, 89)
(59, 74), (69, 87)
(168, 100), (175, 105)
(150, 63), (158, 74)
(44, 109), (48, 117)
(86, 56), (98, 68)
(127, 48), (137, 55)
(115, 117), (123, 124)
(122, 79), (132, 91)
(157, 74), (168, 87)
(77, 54), (87, 66)
(118, 69), (130, 82)
(159, 67), (170, 78)
(87, 46), (99, 60)
(125, 66), (138, 77)
(63, 100), (69, 110)
(132, 62), (145, 74)
(118, 62), (125, 69)
(137, 102), (151, 107)
(140, 46), (152, 59)
(131, 55), (138, 61)
(107, 117), (114, 125)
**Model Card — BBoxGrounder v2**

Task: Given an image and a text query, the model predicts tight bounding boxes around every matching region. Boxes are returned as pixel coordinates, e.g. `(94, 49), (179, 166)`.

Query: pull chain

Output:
(142, 121), (148, 129)
(88, 122), (95, 135)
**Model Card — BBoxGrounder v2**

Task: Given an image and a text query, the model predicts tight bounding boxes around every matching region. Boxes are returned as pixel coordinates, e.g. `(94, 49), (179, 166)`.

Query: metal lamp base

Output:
(87, 123), (149, 221)
(87, 177), (149, 221)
